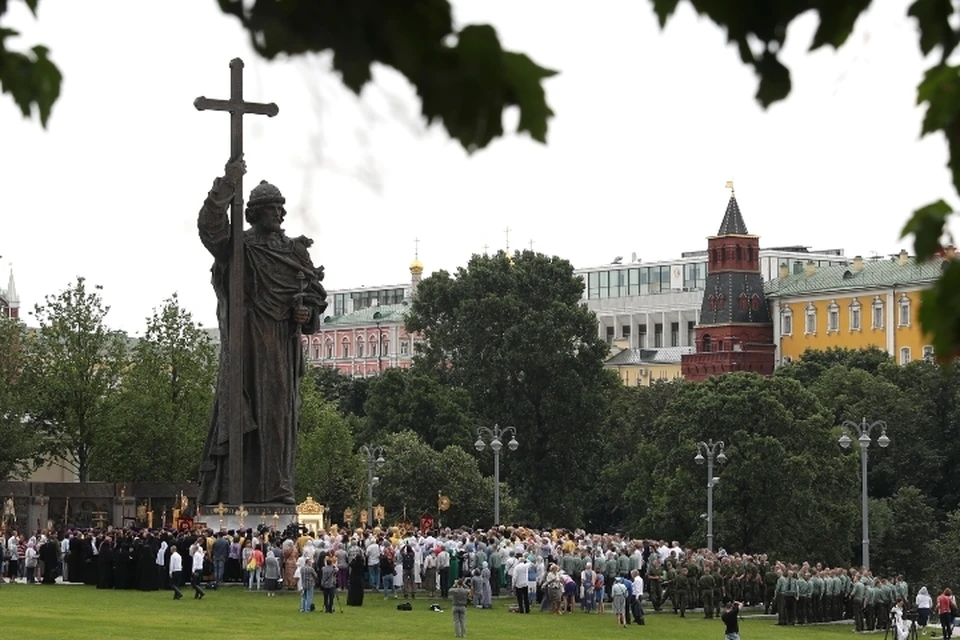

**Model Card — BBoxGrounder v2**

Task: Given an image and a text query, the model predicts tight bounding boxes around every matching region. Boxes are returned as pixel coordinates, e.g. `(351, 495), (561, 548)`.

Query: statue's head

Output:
(246, 180), (286, 232)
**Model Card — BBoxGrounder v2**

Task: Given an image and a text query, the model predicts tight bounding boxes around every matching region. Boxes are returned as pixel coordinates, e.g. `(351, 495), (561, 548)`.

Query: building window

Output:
(702, 334), (712, 353)
(923, 345), (935, 362)
(687, 321), (696, 346)
(827, 301), (839, 333)
(654, 324), (663, 348)
(313, 344), (320, 360)
(326, 342), (333, 359)
(342, 341), (350, 359)
(638, 325), (647, 348)
(805, 303), (817, 335)
(900, 347), (911, 365)
(381, 338), (389, 355)
(357, 338), (365, 358)
(739, 294), (748, 311)
(849, 299), (862, 331)
(622, 325), (631, 339)
(898, 294), (911, 327)
(670, 322), (679, 347)
(781, 307), (793, 336)
(872, 297), (884, 329)
(605, 326), (615, 344)
(782, 355), (793, 364)
(400, 340), (409, 355)
(751, 294), (760, 311)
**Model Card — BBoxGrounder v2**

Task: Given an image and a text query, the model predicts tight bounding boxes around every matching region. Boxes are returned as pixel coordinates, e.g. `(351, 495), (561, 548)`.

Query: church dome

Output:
(410, 258), (424, 275)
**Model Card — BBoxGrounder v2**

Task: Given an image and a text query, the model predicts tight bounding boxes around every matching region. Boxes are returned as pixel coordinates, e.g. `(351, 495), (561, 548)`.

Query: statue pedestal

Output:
(197, 503), (298, 533)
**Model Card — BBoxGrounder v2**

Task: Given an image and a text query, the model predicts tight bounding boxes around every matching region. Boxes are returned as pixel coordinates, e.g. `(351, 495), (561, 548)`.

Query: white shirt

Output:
(633, 575), (644, 598)
(193, 549), (205, 573)
(169, 551), (182, 575)
(513, 561), (529, 588)
(366, 542), (380, 565)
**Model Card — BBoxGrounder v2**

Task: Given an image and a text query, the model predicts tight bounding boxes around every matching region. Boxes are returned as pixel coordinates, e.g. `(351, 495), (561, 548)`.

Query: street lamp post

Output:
(694, 439), (727, 552)
(360, 444), (385, 529)
(474, 424), (518, 526)
(373, 311), (383, 374)
(838, 417), (890, 571)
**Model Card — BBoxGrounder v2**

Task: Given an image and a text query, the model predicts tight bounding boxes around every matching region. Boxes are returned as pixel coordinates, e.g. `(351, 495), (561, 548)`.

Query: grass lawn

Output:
(2, 583), (864, 639)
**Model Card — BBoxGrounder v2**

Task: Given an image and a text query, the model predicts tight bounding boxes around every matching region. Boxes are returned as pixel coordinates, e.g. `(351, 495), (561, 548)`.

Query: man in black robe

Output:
(67, 533), (83, 583)
(197, 158), (327, 506)
(39, 535), (59, 584)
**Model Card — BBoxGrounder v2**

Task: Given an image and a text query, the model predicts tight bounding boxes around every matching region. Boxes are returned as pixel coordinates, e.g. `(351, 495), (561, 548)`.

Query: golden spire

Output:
(410, 237), (423, 275)
(725, 180), (735, 197)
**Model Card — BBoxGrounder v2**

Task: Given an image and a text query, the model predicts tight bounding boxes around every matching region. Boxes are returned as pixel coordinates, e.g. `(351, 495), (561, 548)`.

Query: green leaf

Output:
(918, 260), (960, 360)
(651, 0), (680, 27)
(502, 52), (557, 143)
(754, 51), (791, 108)
(810, 0), (872, 51)
(24, 0), (39, 17)
(30, 44), (60, 126)
(916, 64), (960, 136)
(901, 200), (952, 259)
(908, 0), (957, 58)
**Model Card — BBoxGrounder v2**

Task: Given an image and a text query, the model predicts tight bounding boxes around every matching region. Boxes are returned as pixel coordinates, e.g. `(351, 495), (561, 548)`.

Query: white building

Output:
(576, 245), (848, 349)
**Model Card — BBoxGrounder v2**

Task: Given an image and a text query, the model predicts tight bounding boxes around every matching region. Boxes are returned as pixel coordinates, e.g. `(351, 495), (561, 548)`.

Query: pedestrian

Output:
(937, 588), (955, 640)
(722, 600), (741, 640)
(450, 578), (470, 638)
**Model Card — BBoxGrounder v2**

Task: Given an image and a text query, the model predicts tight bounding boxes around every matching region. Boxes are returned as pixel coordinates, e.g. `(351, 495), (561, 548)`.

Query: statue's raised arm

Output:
(198, 156), (247, 261)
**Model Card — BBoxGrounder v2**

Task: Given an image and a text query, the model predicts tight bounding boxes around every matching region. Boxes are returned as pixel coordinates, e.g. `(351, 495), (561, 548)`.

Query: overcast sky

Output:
(2, 0), (953, 332)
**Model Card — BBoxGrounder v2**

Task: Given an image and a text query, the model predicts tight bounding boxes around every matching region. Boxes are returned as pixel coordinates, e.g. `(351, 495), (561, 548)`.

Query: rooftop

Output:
(605, 346), (694, 366)
(321, 301), (410, 327)
(716, 194), (749, 236)
(764, 255), (944, 298)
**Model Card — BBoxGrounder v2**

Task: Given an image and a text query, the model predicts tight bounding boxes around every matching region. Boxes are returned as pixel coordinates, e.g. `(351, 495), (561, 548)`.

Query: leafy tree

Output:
(296, 375), (363, 518)
(309, 365), (369, 418)
(925, 509), (960, 589)
(869, 486), (936, 581)
(405, 250), (612, 526)
(21, 277), (127, 481)
(776, 346), (892, 386)
(368, 430), (513, 529)
(361, 367), (475, 451)
(0, 316), (45, 479)
(6, 0), (554, 152)
(639, 373), (857, 562)
(92, 295), (216, 482)
(651, 0), (960, 356)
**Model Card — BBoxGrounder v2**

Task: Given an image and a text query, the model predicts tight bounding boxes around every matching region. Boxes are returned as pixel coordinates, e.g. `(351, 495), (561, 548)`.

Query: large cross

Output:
(194, 58), (279, 506)
(504, 226), (511, 252)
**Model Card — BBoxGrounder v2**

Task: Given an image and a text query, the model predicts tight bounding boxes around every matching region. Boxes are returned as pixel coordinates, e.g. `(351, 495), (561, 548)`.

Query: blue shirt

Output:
(619, 577), (633, 596)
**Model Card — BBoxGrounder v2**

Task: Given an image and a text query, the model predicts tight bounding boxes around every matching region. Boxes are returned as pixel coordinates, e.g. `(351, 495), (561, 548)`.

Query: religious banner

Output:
(419, 514), (434, 534)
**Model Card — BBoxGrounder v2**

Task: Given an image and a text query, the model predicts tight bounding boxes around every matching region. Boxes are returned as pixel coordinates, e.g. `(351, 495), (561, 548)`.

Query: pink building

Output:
(301, 258), (424, 377)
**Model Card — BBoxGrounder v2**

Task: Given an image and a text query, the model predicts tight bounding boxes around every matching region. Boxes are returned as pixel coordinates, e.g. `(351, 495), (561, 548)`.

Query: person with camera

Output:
(722, 600), (742, 640)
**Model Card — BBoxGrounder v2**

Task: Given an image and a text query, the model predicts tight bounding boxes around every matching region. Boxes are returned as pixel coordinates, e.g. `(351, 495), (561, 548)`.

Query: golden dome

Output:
(410, 258), (424, 275)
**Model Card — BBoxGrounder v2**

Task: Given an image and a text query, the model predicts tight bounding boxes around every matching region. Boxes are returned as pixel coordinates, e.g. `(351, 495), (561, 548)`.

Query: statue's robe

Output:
(197, 189), (327, 504)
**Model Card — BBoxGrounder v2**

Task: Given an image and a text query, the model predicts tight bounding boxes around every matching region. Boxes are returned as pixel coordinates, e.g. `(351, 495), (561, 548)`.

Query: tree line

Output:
(3, 255), (959, 587)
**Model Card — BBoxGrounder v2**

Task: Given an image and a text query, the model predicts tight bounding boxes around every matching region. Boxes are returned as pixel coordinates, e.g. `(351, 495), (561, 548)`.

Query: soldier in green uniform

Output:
(850, 574), (865, 632)
(675, 566), (690, 617)
(647, 558), (664, 612)
(664, 560), (678, 614)
(765, 564), (780, 616)
(774, 568), (787, 625)
(809, 569), (823, 623)
(604, 551), (618, 602)
(617, 551), (630, 580)
(864, 581), (877, 631)
(784, 569), (799, 625)
(699, 565), (716, 619)
(743, 555), (759, 606)
(796, 571), (811, 624)
(686, 558), (702, 610)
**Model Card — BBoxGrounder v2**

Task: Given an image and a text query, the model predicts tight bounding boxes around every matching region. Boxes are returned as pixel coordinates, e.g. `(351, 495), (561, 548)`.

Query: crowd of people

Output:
(2, 522), (955, 639)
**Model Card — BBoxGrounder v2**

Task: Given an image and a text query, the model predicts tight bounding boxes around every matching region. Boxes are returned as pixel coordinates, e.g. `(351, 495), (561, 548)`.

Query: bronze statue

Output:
(197, 156), (327, 505)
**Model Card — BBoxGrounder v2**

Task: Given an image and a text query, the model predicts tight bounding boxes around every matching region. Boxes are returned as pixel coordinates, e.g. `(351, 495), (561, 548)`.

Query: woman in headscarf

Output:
(347, 548), (365, 606)
(480, 562), (492, 609)
(264, 548), (281, 596)
(282, 539), (297, 590)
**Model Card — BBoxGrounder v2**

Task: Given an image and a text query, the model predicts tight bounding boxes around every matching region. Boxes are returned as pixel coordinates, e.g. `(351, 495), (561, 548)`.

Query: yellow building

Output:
(764, 251), (943, 366)
(604, 345), (691, 386)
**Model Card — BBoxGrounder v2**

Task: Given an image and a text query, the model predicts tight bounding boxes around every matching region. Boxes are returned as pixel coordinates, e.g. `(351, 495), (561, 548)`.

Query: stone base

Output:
(195, 503), (298, 534)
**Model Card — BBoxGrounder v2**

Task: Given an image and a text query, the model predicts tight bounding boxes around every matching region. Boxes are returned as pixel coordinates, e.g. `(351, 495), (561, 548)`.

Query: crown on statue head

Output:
(248, 180), (285, 206)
